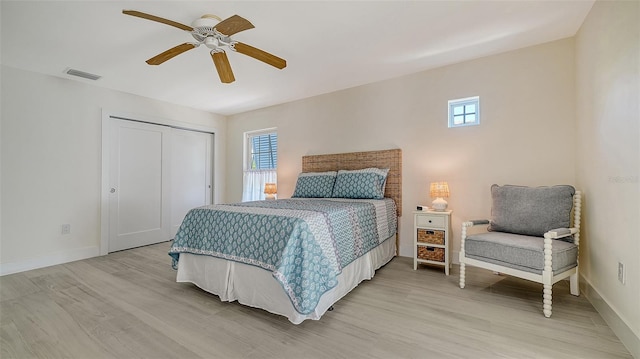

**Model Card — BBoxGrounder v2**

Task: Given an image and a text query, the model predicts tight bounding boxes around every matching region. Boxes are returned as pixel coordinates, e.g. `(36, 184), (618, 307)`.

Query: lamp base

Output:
(431, 197), (448, 211)
(265, 194), (276, 200)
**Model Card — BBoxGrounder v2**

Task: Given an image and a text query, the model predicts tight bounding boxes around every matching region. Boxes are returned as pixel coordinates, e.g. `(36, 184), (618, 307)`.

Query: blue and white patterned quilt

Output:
(169, 198), (397, 314)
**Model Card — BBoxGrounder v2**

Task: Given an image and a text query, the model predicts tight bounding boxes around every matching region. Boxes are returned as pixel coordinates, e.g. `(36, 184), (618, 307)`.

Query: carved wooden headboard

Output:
(301, 149), (402, 217)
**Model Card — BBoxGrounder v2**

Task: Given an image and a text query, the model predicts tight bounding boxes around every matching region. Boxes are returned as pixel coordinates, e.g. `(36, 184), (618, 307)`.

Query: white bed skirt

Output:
(176, 235), (396, 324)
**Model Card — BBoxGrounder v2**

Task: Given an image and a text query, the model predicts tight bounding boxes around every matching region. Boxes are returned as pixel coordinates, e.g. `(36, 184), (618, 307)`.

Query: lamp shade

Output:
(264, 183), (277, 194)
(430, 182), (450, 198)
(264, 183), (277, 200)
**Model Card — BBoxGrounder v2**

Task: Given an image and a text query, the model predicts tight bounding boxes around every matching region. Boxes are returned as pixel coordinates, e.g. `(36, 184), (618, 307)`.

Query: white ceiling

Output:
(1, 1), (594, 116)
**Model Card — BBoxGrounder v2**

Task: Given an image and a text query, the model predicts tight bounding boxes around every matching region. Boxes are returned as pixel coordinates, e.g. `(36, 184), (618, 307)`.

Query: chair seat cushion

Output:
(465, 232), (577, 274)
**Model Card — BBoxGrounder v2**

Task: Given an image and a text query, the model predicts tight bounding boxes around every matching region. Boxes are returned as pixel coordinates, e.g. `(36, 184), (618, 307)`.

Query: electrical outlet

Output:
(618, 262), (625, 285)
(61, 224), (71, 235)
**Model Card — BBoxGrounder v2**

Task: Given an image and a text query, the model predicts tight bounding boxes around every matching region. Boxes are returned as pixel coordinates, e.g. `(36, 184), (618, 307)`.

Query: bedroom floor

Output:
(0, 241), (632, 359)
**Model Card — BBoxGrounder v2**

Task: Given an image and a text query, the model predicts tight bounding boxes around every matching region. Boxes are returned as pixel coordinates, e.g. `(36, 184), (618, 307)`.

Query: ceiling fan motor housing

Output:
(190, 16), (231, 46)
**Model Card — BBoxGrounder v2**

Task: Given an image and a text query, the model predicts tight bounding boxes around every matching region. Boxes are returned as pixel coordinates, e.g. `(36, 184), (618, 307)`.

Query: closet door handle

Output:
(110, 188), (116, 193)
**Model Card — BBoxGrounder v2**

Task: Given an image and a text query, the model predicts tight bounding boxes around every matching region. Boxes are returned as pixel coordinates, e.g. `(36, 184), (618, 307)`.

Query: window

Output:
(248, 132), (277, 170)
(448, 96), (480, 128)
(242, 129), (277, 201)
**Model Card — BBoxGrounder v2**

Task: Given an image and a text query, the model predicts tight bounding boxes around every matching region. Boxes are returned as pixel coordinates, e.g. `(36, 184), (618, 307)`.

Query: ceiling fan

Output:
(123, 10), (287, 84)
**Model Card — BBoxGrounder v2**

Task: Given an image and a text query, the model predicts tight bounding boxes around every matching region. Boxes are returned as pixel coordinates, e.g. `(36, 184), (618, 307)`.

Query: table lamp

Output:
(430, 181), (449, 211)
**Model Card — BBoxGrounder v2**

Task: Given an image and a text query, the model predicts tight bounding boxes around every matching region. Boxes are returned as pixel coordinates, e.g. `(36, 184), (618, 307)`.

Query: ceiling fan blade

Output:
(211, 51), (236, 83)
(146, 43), (197, 65)
(233, 42), (286, 69)
(214, 15), (255, 36)
(122, 10), (193, 31)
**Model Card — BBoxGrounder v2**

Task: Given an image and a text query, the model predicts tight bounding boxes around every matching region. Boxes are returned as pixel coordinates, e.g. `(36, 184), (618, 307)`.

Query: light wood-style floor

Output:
(1, 241), (632, 359)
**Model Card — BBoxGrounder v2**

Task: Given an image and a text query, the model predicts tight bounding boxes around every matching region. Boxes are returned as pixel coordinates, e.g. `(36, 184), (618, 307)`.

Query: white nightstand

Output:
(413, 209), (452, 275)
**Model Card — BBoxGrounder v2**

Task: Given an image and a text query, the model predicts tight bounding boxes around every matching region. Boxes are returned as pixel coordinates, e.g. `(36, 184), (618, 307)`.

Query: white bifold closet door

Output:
(108, 118), (212, 252)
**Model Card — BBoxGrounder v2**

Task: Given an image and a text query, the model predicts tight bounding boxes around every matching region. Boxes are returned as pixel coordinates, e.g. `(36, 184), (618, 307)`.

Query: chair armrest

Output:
(545, 227), (578, 239)
(463, 219), (490, 227)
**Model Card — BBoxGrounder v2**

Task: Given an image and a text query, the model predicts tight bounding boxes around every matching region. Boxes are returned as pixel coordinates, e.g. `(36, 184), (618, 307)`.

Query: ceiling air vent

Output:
(64, 68), (102, 81)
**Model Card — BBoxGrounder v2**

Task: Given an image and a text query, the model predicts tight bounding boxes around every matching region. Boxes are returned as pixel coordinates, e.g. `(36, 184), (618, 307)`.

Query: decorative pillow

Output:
(331, 168), (389, 199)
(291, 171), (337, 198)
(488, 184), (575, 237)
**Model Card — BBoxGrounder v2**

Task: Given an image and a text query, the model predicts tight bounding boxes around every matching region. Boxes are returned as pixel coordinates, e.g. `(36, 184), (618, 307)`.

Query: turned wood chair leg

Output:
(459, 263), (466, 288)
(543, 284), (552, 318)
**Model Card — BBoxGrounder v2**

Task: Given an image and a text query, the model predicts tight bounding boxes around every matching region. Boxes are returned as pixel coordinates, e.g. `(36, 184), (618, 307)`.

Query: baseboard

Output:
(0, 246), (100, 276)
(580, 275), (639, 358)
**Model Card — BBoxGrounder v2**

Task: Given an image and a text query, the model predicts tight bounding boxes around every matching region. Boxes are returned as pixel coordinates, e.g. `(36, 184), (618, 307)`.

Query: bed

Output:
(169, 149), (402, 323)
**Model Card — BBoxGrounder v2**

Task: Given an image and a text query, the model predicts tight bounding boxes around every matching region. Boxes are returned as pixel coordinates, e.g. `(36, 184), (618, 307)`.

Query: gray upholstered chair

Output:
(459, 184), (582, 317)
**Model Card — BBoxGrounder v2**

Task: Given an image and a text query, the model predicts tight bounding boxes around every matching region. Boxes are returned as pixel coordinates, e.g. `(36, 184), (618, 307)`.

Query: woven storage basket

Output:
(417, 246), (445, 262)
(417, 229), (445, 245)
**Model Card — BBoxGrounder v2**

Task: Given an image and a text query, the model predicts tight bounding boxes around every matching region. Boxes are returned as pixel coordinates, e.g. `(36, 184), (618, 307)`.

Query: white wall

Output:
(227, 38), (577, 259)
(0, 65), (227, 273)
(575, 0), (640, 354)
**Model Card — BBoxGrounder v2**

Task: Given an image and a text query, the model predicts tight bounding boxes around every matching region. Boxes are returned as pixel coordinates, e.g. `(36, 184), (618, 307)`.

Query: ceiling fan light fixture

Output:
(204, 36), (219, 49)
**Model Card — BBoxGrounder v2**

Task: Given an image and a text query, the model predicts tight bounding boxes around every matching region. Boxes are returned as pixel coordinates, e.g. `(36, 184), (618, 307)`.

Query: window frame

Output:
(244, 128), (278, 171)
(448, 96), (480, 128)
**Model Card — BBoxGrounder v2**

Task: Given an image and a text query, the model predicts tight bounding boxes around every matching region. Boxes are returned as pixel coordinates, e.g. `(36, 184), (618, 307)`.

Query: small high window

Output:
(448, 96), (480, 128)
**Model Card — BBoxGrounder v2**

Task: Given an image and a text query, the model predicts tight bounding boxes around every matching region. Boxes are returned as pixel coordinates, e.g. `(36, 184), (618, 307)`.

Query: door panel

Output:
(109, 119), (171, 252)
(170, 129), (213, 238)
(118, 127), (163, 234)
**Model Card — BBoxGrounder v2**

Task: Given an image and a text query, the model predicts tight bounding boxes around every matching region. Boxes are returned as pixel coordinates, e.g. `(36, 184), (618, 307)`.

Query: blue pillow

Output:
(331, 168), (389, 199)
(291, 171), (337, 198)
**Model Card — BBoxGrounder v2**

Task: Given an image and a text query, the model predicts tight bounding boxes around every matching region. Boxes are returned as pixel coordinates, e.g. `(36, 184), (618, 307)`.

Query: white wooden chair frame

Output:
(459, 191), (582, 317)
